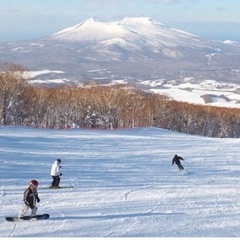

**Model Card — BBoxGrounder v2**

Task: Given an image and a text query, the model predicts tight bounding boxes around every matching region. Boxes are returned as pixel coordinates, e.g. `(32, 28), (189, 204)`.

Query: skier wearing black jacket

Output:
(18, 180), (40, 219)
(172, 154), (184, 170)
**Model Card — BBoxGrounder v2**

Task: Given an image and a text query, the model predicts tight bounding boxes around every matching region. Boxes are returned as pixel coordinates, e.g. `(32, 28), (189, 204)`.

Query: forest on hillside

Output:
(1, 63), (240, 138)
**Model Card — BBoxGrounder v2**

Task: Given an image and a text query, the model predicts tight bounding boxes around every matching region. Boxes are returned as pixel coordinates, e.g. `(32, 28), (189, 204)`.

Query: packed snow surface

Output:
(1, 126), (240, 237)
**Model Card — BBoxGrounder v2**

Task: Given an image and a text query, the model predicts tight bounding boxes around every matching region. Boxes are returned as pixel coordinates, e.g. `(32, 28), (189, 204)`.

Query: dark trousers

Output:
(52, 176), (60, 187)
(177, 163), (184, 170)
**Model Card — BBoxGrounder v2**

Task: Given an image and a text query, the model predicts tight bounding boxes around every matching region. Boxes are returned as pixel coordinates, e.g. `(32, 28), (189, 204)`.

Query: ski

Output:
(6, 214), (49, 222)
(48, 185), (73, 189)
(39, 185), (74, 189)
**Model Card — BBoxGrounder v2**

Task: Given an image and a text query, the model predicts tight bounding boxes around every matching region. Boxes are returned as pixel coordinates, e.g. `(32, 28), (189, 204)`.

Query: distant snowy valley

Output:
(27, 69), (240, 108)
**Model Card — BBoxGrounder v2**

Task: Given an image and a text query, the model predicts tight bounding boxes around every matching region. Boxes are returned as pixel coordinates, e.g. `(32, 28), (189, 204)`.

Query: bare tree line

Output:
(1, 62), (240, 138)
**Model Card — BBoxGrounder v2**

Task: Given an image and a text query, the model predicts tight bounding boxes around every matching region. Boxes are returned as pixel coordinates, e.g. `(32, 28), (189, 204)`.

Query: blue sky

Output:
(0, 0), (240, 42)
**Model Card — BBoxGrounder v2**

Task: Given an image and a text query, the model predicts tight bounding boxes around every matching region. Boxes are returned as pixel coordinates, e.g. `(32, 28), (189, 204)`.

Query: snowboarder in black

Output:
(172, 154), (184, 170)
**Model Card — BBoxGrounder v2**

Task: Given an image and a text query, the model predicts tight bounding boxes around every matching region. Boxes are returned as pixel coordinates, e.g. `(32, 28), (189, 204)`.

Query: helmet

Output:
(29, 180), (39, 188)
(57, 159), (61, 163)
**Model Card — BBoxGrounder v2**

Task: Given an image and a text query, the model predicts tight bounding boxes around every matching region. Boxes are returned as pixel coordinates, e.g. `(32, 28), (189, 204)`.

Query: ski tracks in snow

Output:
(42, 190), (71, 235)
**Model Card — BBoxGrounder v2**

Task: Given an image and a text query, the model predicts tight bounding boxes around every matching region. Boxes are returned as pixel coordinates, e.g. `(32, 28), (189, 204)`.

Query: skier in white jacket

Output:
(51, 159), (62, 188)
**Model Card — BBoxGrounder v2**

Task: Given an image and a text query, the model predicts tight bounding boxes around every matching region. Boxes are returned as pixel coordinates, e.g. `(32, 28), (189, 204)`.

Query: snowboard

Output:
(48, 185), (73, 189)
(6, 214), (49, 222)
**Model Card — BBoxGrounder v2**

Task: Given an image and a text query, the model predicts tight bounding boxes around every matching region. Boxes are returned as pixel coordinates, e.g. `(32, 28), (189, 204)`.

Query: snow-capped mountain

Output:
(49, 17), (223, 60)
(51, 17), (203, 49)
(0, 17), (240, 91)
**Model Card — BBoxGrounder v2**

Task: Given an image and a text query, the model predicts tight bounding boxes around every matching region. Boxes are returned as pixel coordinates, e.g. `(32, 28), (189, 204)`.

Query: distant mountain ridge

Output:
(49, 17), (220, 59)
(51, 17), (198, 47)
(0, 17), (240, 88)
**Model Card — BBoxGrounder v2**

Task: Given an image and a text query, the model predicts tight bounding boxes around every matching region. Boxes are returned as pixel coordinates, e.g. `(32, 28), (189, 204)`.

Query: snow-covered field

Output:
(27, 69), (240, 109)
(143, 78), (240, 108)
(1, 126), (240, 237)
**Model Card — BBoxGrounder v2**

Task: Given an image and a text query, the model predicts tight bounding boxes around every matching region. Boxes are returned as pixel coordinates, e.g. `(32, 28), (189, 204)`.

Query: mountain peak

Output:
(51, 17), (128, 42)
(51, 17), (100, 36)
(121, 16), (165, 26)
(50, 16), (193, 45)
(122, 16), (153, 23)
(1, 17), (240, 89)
